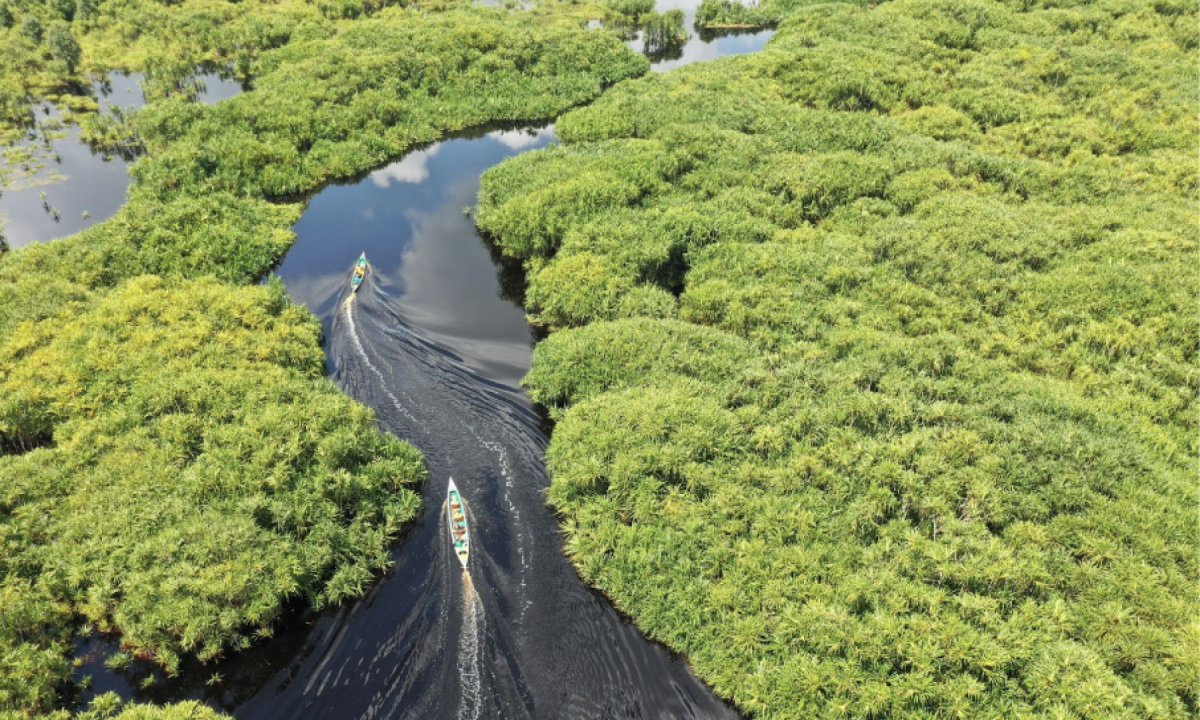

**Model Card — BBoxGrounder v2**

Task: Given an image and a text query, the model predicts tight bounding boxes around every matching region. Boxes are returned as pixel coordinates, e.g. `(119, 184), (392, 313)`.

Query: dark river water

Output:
(72, 6), (772, 718)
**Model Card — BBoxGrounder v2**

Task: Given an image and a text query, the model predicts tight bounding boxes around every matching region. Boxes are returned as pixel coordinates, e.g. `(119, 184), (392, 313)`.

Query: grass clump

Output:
(0, 276), (425, 711)
(694, 0), (869, 29)
(22, 693), (232, 720)
(476, 0), (1198, 717)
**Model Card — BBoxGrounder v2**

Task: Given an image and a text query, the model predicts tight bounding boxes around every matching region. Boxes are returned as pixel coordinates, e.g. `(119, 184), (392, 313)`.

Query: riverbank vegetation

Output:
(1, 277), (426, 713)
(1, 1), (648, 716)
(477, 0), (1198, 716)
(694, 0), (839, 29)
(0, 0), (638, 182)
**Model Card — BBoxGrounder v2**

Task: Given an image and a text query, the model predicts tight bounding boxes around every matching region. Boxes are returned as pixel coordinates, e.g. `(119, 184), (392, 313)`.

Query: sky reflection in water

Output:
(273, 126), (554, 388)
(0, 72), (242, 248)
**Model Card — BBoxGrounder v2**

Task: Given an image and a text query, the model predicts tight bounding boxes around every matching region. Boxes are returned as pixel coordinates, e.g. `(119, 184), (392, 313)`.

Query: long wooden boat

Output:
(447, 478), (470, 568)
(350, 252), (367, 292)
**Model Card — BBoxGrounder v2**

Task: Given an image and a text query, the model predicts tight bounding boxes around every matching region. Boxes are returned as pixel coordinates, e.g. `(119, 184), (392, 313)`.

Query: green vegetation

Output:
(46, 22), (80, 74)
(641, 8), (687, 54)
(0, 0), (627, 181)
(476, 0), (1199, 717)
(18, 693), (228, 720)
(0, 0), (648, 716)
(604, 4), (688, 63)
(1, 276), (426, 712)
(695, 0), (826, 29)
(1, 3), (648, 338)
(696, 0), (878, 29)
(1, 0), (327, 144)
(607, 0), (655, 18)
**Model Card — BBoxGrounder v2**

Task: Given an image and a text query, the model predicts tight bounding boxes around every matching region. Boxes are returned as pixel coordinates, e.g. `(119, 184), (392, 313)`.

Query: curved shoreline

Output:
(0, 6), (649, 716)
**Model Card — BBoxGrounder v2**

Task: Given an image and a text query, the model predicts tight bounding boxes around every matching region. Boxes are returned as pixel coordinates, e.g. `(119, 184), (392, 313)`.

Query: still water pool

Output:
(0, 71), (243, 248)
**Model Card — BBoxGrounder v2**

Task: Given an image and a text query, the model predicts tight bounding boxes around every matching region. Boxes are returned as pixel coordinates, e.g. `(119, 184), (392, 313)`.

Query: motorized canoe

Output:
(447, 478), (469, 568)
(351, 252), (367, 292)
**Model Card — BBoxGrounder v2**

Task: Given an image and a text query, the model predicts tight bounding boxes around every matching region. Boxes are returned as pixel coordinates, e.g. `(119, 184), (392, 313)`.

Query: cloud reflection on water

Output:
(369, 145), (443, 186)
(487, 127), (557, 150)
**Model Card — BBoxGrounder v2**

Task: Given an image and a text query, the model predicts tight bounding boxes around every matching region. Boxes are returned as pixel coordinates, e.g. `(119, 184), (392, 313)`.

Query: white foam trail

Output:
(473, 432), (532, 627)
(457, 573), (484, 720)
(344, 299), (419, 425)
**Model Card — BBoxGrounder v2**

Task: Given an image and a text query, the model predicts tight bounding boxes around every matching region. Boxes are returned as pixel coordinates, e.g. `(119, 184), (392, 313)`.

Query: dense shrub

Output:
(694, 0), (870, 29)
(127, 7), (647, 200)
(0, 277), (426, 712)
(46, 21), (80, 73)
(607, 0), (654, 17)
(477, 0), (1198, 717)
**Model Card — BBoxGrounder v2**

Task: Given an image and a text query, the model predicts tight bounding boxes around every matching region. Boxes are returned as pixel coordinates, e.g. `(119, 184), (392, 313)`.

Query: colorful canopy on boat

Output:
(351, 252), (367, 292)
(447, 478), (469, 568)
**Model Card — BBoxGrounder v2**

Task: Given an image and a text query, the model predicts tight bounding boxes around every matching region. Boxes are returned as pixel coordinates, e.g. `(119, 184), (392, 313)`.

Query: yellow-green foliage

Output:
(695, 0), (865, 29)
(1, 4), (647, 338)
(0, 0), (631, 174)
(129, 6), (648, 199)
(0, 2), (648, 715)
(0, 0), (333, 142)
(477, 0), (1199, 717)
(0, 277), (425, 712)
(11, 692), (234, 720)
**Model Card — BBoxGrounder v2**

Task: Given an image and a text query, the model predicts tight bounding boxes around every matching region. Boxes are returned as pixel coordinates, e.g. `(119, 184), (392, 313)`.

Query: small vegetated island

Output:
(476, 0), (1198, 717)
(0, 0), (649, 716)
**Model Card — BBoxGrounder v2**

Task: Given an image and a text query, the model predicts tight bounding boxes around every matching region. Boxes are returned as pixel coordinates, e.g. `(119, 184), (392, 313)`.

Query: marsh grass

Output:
(476, 0), (1199, 716)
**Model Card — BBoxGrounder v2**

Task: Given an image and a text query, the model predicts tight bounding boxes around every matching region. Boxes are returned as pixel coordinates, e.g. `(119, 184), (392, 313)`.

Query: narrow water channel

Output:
(77, 6), (773, 718)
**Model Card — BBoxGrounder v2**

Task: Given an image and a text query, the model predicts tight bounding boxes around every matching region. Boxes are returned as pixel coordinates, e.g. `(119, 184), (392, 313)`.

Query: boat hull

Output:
(350, 253), (367, 292)
(447, 478), (469, 568)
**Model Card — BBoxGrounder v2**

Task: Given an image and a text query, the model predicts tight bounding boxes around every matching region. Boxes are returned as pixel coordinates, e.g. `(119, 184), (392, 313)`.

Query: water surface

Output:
(76, 12), (777, 719)
(0, 71), (243, 248)
(634, 0), (774, 72)
(271, 125), (553, 387)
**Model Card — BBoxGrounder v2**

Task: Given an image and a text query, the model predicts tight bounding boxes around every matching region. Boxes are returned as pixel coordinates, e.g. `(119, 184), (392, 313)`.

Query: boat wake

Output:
(113, 276), (739, 720)
(457, 572), (484, 720)
(343, 299), (419, 427)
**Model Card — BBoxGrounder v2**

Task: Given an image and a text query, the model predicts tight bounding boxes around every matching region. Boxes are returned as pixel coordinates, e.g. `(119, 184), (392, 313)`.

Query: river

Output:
(76, 4), (773, 718)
